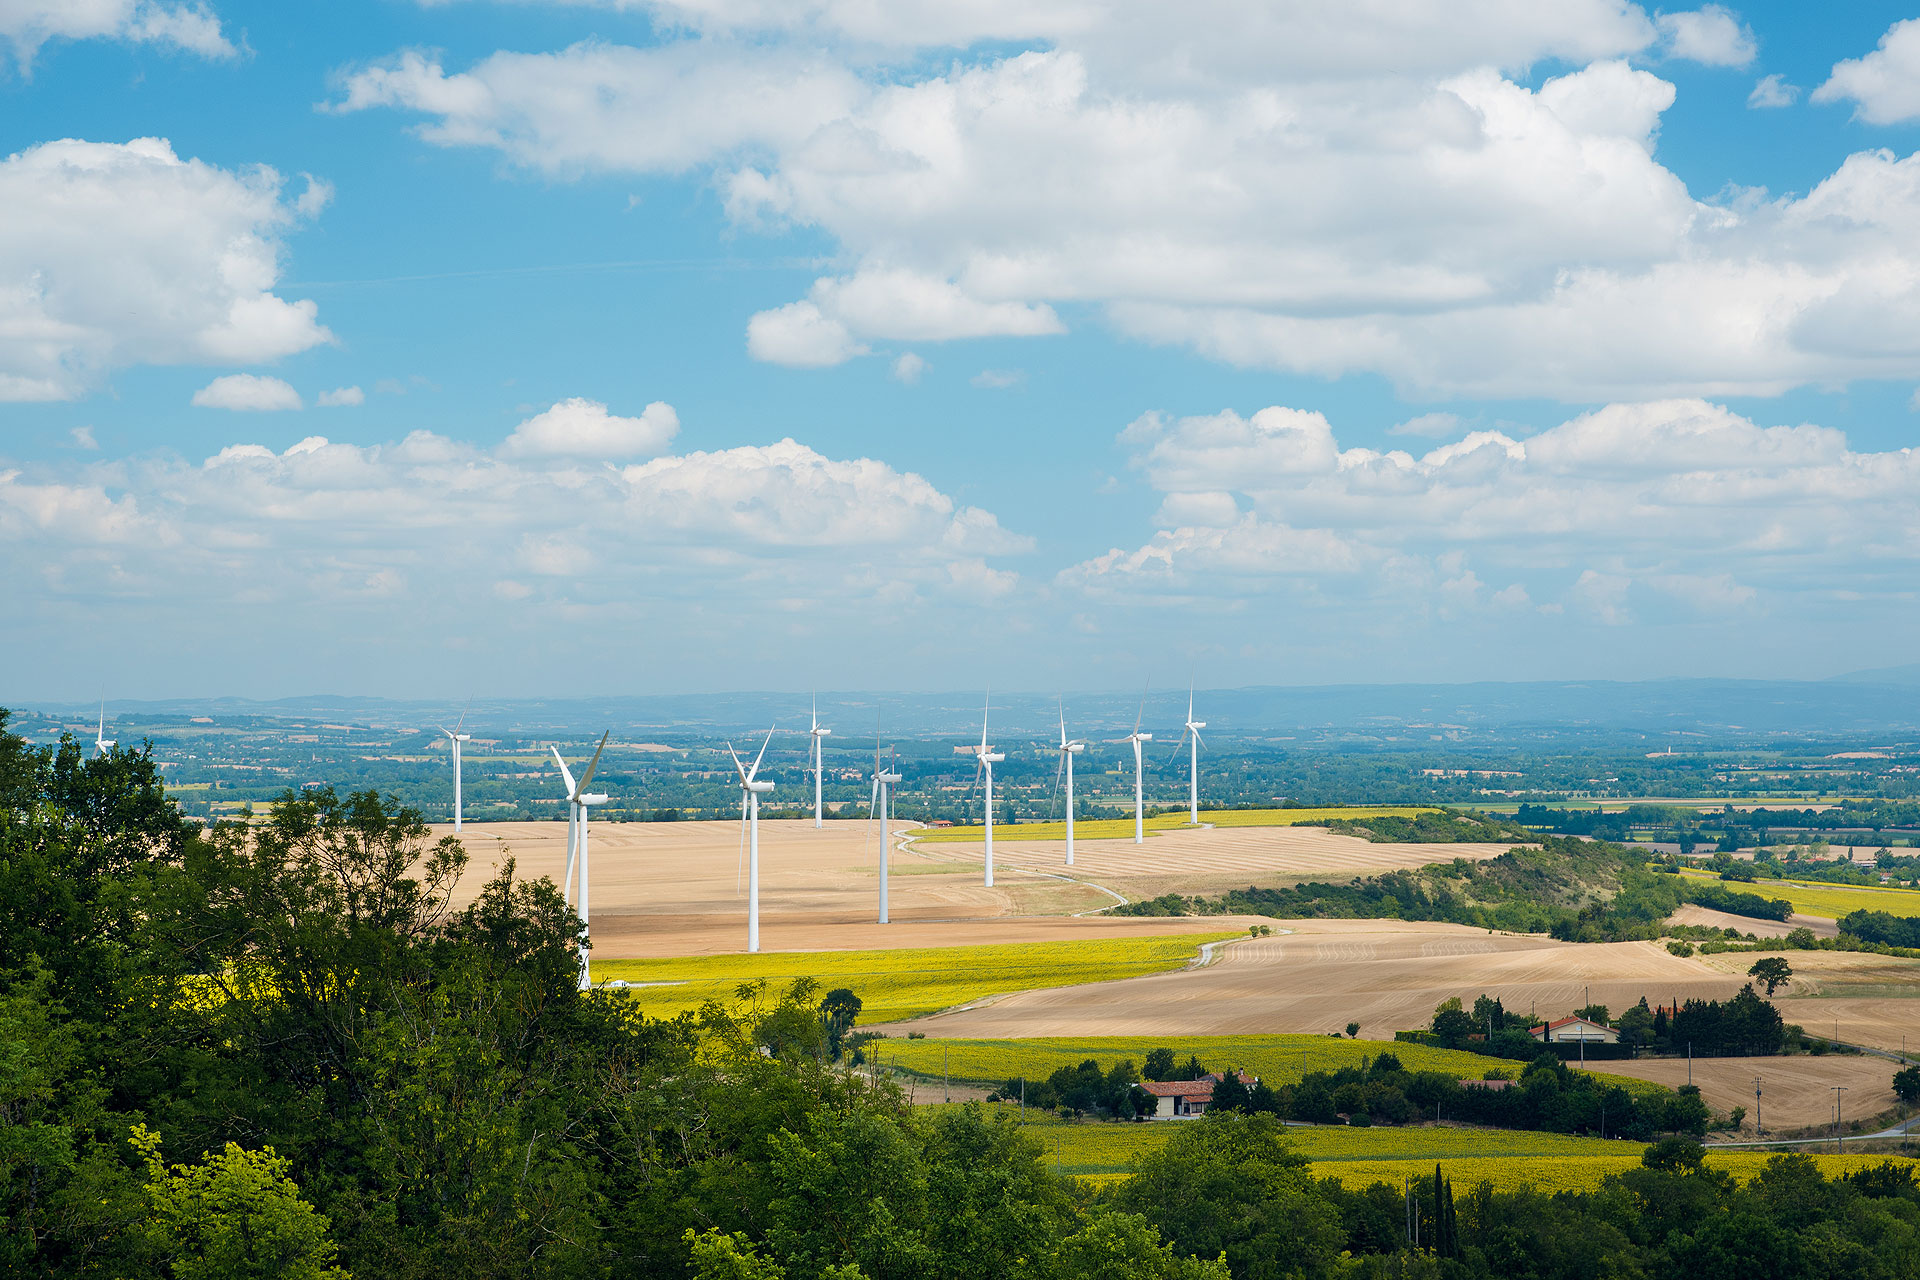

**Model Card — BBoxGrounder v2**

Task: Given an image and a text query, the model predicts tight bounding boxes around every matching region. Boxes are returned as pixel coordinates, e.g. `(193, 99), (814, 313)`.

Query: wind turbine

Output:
(94, 701), (114, 757)
(1126, 687), (1153, 845)
(1177, 688), (1206, 825)
(869, 742), (902, 923)
(442, 703), (471, 831)
(550, 731), (609, 991)
(1052, 701), (1086, 866)
(728, 728), (776, 953)
(809, 697), (832, 828)
(974, 693), (1006, 886)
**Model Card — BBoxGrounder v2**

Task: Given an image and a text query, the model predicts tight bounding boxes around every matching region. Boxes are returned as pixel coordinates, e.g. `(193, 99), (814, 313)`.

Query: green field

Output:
(595, 933), (1241, 1023)
(1677, 868), (1920, 921)
(987, 1110), (1916, 1190)
(910, 807), (1443, 844)
(875, 1035), (1666, 1100)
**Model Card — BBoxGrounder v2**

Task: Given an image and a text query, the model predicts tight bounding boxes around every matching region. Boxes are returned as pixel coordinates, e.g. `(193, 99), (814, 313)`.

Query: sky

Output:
(6, 1), (1920, 699)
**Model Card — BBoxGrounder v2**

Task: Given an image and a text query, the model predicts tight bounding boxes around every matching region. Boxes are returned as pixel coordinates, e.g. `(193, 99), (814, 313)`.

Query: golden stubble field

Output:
(868, 917), (1750, 1040)
(1595, 1054), (1898, 1131)
(427, 818), (1515, 958)
(432, 819), (1285, 956)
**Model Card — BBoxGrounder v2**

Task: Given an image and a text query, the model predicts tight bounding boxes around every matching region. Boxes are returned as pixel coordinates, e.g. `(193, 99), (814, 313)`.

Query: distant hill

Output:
(1830, 663), (1920, 687)
(20, 677), (1920, 745)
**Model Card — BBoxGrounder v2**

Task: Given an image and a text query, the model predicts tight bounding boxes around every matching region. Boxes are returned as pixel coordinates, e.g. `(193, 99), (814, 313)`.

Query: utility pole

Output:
(1753, 1075), (1763, 1139)
(1688, 1042), (1692, 1087)
(1834, 1085), (1848, 1153)
(944, 1045), (950, 1104)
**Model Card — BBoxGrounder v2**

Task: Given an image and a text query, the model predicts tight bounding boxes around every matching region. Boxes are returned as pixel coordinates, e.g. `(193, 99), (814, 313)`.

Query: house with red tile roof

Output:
(1529, 1016), (1619, 1044)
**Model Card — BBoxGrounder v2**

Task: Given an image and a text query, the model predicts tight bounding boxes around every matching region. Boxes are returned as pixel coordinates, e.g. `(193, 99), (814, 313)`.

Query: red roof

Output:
(1530, 1016), (1608, 1033)
(1136, 1079), (1217, 1098)
(1135, 1071), (1255, 1099)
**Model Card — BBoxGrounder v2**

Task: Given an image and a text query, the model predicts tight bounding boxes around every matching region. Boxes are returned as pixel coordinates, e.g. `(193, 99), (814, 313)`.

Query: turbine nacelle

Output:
(747, 779), (774, 794)
(581, 793), (609, 806)
(981, 751), (1006, 764)
(1064, 741), (1086, 754)
(877, 771), (902, 784)
(811, 727), (832, 738)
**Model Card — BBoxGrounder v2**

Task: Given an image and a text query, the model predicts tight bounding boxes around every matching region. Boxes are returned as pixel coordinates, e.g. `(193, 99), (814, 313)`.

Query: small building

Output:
(1460, 1077), (1515, 1091)
(1134, 1071), (1253, 1118)
(1530, 1016), (1619, 1045)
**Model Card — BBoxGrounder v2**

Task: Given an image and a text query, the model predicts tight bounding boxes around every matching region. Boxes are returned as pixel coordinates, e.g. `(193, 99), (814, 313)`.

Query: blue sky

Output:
(6, 1), (1920, 698)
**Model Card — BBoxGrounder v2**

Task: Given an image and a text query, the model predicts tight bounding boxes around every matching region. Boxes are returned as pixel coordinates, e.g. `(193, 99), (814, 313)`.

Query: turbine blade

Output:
(550, 745), (577, 796)
(1049, 748), (1065, 817)
(1134, 682), (1148, 736)
(455, 697), (470, 734)
(980, 688), (990, 751)
(1058, 696), (1067, 748)
(726, 741), (749, 784)
(576, 730), (610, 795)
(748, 725), (774, 780)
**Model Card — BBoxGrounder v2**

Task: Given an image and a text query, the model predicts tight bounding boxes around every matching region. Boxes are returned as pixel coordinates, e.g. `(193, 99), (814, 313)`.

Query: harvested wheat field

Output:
(912, 824), (1519, 902)
(1688, 948), (1920, 1053)
(1593, 1055), (1898, 1132)
(430, 819), (1275, 957)
(1667, 905), (1838, 938)
(870, 918), (1748, 1040)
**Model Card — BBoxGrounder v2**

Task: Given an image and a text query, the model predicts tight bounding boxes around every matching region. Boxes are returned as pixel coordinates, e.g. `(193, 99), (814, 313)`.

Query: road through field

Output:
(874, 918), (1749, 1040)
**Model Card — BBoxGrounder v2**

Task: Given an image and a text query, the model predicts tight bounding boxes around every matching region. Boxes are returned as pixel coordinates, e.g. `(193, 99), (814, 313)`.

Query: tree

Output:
(1210, 1071), (1252, 1114)
(1048, 1210), (1229, 1280)
(1143, 1048), (1177, 1082)
(820, 989), (863, 1060)
(1344, 1022), (1360, 1039)
(1748, 957), (1793, 997)
(1642, 1135), (1706, 1172)
(130, 1126), (348, 1280)
(1893, 1065), (1920, 1106)
(1430, 999), (1474, 1049)
(1115, 1114), (1343, 1280)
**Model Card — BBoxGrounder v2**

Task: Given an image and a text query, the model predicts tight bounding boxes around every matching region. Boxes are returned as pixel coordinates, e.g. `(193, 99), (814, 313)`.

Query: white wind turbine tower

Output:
(442, 704), (471, 831)
(1178, 688), (1207, 825)
(94, 701), (114, 757)
(1126, 688), (1153, 845)
(728, 728), (776, 953)
(1052, 701), (1086, 866)
(809, 698), (832, 828)
(869, 742), (902, 924)
(973, 693), (1006, 886)
(550, 731), (609, 991)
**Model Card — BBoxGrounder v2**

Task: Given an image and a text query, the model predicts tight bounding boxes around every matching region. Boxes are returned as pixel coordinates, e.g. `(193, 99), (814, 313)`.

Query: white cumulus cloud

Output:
(1064, 398), (1920, 622)
(1747, 74), (1798, 109)
(0, 138), (331, 401)
(1, 1), (234, 69)
(500, 397), (679, 458)
(1813, 18), (1920, 125)
(1654, 7), (1756, 68)
(191, 374), (302, 411)
(332, 13), (1920, 400)
(317, 385), (364, 407)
